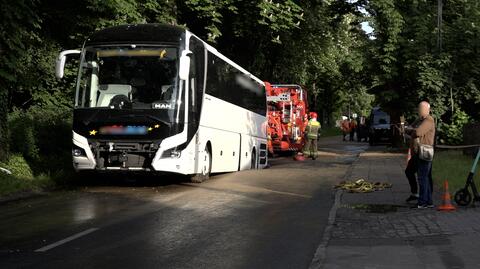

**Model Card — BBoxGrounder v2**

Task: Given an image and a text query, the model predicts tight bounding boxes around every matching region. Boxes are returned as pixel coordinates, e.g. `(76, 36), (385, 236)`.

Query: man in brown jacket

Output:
(409, 101), (435, 208)
(405, 115), (434, 203)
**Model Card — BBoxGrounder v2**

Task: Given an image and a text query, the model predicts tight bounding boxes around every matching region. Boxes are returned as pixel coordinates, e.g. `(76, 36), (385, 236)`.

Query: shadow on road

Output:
(66, 135), (371, 189)
(69, 171), (190, 188)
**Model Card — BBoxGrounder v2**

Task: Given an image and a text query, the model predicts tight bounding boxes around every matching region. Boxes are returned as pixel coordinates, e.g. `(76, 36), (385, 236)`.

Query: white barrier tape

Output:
(436, 144), (480, 149)
(0, 167), (12, 175)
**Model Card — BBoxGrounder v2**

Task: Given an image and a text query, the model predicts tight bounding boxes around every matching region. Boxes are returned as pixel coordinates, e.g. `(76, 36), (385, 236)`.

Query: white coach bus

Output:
(56, 24), (268, 182)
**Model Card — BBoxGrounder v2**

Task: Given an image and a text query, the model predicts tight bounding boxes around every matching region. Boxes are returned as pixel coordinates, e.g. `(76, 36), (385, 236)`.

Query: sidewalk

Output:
(322, 149), (480, 269)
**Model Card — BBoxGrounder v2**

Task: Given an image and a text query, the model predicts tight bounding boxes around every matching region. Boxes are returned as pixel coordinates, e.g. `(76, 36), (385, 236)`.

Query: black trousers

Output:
(405, 154), (433, 195)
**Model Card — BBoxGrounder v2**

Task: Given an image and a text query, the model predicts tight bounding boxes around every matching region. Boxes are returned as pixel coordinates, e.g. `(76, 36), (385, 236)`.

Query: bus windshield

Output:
(76, 46), (180, 110)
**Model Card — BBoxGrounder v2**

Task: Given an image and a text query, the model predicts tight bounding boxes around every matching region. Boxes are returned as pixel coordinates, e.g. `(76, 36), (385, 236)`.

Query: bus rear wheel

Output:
(191, 145), (211, 183)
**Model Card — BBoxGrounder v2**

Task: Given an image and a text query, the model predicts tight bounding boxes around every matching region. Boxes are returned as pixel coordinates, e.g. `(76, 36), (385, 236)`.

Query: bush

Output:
(8, 106), (73, 175)
(438, 109), (471, 145)
(0, 154), (34, 179)
(27, 105), (72, 157)
(8, 108), (39, 160)
(1, 105), (73, 196)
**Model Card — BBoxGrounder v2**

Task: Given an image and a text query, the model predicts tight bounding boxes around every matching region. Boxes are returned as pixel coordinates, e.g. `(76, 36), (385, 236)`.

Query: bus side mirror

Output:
(179, 50), (192, 81)
(55, 50), (81, 79)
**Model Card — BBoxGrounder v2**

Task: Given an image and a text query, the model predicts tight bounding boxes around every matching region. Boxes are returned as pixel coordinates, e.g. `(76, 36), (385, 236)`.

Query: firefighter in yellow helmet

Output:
(303, 112), (321, 160)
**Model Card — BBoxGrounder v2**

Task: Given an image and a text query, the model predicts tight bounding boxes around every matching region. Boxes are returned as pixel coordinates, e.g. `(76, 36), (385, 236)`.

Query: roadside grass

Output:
(0, 173), (54, 197)
(0, 154), (67, 198)
(432, 150), (480, 192)
(321, 127), (342, 137)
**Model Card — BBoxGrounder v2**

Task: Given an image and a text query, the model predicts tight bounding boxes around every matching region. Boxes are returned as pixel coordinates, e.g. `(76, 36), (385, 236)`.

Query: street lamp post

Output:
(437, 0), (454, 112)
(437, 0), (443, 53)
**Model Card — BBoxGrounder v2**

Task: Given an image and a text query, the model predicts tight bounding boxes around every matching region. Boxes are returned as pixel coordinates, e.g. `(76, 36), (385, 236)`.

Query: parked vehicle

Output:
(266, 84), (309, 154)
(368, 108), (391, 145)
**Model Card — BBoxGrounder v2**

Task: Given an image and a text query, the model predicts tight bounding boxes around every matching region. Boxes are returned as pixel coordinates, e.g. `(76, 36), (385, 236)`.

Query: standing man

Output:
(407, 101), (436, 208)
(405, 116), (435, 204)
(341, 117), (350, 142)
(303, 112), (321, 160)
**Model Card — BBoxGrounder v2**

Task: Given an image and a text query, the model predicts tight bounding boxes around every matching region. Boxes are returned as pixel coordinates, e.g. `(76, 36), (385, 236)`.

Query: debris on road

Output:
(335, 179), (392, 193)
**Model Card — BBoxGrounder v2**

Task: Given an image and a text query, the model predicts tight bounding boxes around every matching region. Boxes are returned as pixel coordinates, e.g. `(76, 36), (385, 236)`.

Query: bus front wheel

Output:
(191, 145), (212, 183)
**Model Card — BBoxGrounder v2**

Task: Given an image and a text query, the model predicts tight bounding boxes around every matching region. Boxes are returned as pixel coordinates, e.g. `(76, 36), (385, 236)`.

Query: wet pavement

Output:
(0, 136), (368, 269)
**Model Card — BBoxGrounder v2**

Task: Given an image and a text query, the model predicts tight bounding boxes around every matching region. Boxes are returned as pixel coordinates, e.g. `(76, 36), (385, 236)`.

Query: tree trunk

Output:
(0, 88), (8, 161)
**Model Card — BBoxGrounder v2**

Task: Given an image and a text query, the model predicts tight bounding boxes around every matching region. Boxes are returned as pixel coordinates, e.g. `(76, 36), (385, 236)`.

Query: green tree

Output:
(0, 0), (40, 161)
(366, 0), (480, 137)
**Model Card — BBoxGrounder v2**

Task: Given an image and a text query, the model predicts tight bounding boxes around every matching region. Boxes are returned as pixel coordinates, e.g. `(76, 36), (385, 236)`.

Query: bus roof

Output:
(187, 31), (264, 86)
(84, 24), (264, 86)
(85, 24), (185, 45)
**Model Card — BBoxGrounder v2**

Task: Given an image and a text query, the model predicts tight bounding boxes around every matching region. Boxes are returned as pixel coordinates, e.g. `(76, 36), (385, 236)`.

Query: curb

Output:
(308, 152), (357, 269)
(0, 190), (46, 205)
(308, 189), (343, 269)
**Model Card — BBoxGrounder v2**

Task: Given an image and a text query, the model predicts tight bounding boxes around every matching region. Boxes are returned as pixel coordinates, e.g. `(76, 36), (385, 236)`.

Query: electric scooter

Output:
(454, 147), (480, 206)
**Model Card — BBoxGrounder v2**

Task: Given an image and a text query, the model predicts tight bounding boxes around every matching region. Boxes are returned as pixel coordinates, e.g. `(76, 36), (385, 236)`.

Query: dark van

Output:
(368, 108), (391, 145)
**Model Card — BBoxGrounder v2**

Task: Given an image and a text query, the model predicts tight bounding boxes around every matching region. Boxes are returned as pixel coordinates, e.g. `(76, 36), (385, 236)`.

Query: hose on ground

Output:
(335, 179), (392, 193)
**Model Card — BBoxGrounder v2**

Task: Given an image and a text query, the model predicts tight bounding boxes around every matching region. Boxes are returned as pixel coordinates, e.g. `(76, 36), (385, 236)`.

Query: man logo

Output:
(153, 103), (173, 109)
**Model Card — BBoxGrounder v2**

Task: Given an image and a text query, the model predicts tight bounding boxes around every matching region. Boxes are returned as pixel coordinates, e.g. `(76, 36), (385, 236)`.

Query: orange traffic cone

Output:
(438, 180), (456, 211)
(406, 148), (412, 165)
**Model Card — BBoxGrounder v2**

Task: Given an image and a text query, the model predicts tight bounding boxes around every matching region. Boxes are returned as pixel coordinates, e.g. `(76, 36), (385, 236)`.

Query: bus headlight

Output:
(170, 150), (181, 158)
(161, 148), (181, 158)
(72, 146), (86, 157)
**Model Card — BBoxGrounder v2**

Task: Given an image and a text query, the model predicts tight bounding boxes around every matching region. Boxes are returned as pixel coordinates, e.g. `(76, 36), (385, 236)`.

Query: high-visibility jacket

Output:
(306, 119), (321, 139)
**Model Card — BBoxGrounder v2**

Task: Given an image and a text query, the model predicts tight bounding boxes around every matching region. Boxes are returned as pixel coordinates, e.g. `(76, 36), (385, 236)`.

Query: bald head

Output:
(418, 101), (430, 118)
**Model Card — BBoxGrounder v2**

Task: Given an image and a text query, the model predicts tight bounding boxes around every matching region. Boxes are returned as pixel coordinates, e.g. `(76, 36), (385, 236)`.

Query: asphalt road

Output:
(0, 137), (367, 269)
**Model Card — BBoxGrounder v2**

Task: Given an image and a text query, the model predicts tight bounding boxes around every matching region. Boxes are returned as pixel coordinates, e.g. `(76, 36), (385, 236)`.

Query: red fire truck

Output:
(265, 83), (309, 154)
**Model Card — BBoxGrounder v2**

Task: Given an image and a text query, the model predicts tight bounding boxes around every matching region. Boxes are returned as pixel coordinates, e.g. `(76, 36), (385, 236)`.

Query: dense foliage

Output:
(0, 0), (479, 169)
(367, 0), (479, 132)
